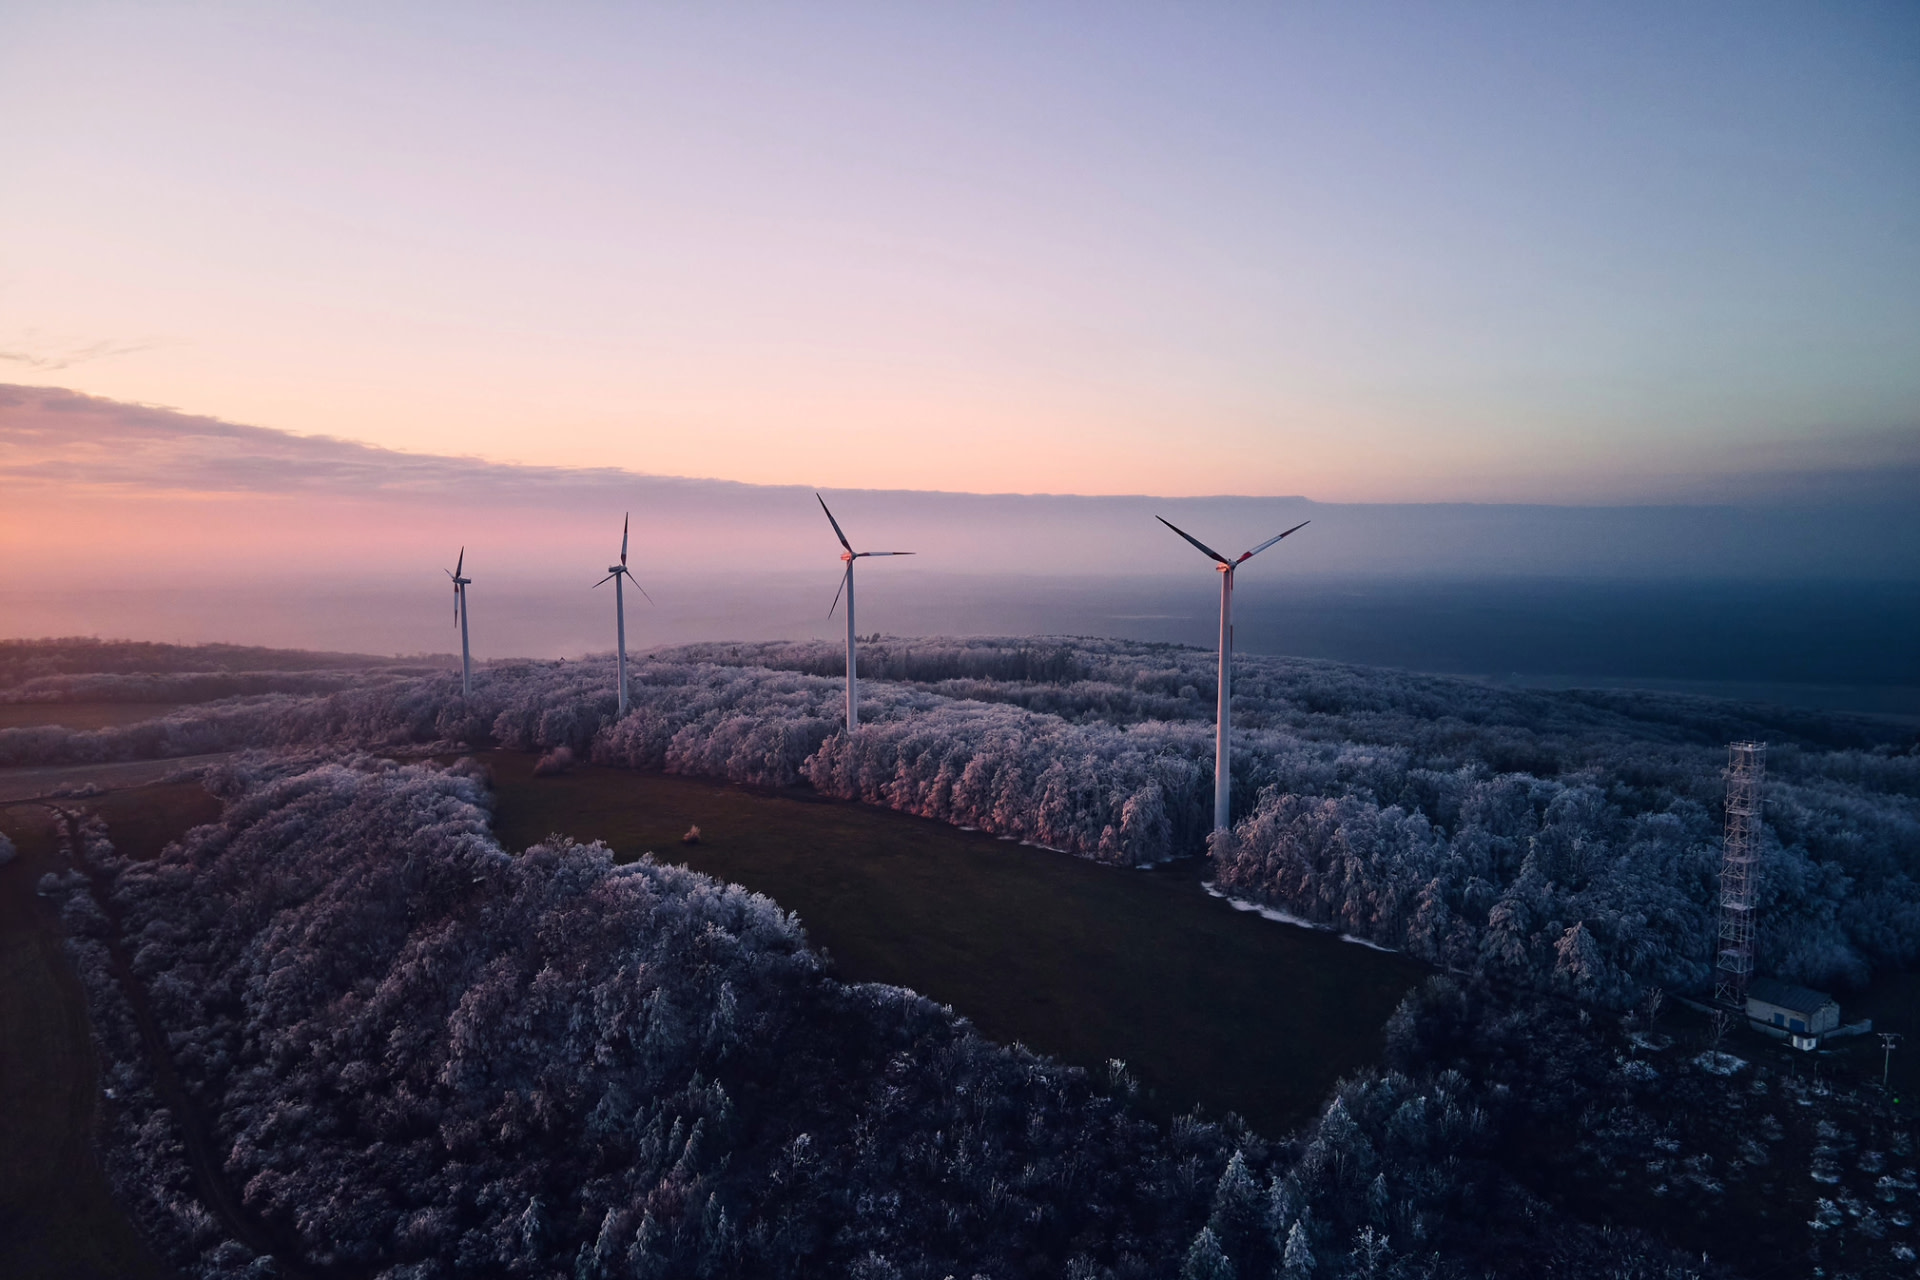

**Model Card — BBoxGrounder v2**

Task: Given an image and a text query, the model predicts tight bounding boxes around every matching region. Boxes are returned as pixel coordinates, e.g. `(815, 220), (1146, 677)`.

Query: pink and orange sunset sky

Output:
(3, 3), (1918, 659)
(4, 3), (1916, 499)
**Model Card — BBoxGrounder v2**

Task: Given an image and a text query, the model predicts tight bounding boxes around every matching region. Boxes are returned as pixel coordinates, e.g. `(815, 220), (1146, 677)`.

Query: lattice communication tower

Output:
(1714, 741), (1766, 1008)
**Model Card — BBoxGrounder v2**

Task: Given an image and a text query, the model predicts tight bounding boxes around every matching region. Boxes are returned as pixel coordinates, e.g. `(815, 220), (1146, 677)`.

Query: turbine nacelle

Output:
(592, 516), (654, 604)
(817, 492), (914, 619)
(1157, 515), (1309, 569)
(445, 546), (473, 697)
(446, 548), (471, 627)
(592, 564), (653, 601)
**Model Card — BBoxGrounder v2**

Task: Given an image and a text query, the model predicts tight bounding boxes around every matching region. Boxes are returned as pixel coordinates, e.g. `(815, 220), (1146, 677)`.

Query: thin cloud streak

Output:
(0, 385), (655, 499)
(0, 335), (162, 372)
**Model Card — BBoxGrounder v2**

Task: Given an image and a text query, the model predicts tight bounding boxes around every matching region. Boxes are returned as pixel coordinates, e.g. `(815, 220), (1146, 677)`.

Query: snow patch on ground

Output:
(1206, 885), (1318, 929)
(1203, 884), (1399, 952)
(1693, 1051), (1748, 1076)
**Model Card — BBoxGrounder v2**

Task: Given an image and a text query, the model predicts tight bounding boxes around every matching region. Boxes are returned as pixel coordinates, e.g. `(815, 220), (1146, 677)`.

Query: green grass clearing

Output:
(482, 751), (1426, 1135)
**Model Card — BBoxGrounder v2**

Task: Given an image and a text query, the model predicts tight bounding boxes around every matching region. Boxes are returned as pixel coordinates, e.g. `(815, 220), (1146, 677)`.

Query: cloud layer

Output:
(4, 384), (1918, 589)
(0, 384), (648, 498)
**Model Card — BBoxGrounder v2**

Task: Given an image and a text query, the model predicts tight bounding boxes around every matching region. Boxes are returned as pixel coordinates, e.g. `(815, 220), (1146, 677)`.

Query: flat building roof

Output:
(1746, 977), (1836, 1016)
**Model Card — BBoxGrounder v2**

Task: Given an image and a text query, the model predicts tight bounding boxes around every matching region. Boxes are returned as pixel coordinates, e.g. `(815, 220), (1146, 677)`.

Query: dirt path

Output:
(6, 795), (354, 1280)
(0, 753), (235, 803)
(0, 803), (164, 1280)
(58, 802), (355, 1280)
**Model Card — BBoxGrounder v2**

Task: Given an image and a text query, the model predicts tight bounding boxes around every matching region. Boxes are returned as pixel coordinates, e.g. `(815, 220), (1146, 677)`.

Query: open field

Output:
(0, 782), (219, 1280)
(481, 750), (1427, 1133)
(0, 702), (187, 732)
(0, 754), (236, 804)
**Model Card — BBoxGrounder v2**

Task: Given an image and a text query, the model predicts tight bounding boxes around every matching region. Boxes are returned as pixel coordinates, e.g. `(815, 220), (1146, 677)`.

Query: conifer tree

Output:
(1283, 1219), (1317, 1277)
(1181, 1226), (1235, 1280)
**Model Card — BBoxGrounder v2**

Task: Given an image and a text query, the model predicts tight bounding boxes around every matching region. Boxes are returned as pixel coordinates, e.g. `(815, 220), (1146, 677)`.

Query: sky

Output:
(6, 385), (1917, 586)
(2, 1), (1916, 503)
(4, 385), (1917, 699)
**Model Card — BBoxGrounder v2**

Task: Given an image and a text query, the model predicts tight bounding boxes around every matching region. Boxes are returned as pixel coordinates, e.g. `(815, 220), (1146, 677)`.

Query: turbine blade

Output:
(1237, 520), (1310, 563)
(627, 569), (655, 605)
(817, 493), (854, 553)
(455, 546), (464, 577)
(592, 573), (616, 588)
(827, 564), (849, 619)
(621, 513), (629, 566)
(1156, 516), (1230, 565)
(856, 551), (915, 557)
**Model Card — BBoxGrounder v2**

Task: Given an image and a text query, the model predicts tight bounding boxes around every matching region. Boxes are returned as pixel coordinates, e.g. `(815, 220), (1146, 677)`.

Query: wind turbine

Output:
(818, 493), (913, 732)
(446, 547), (472, 697)
(592, 514), (652, 716)
(1156, 515), (1309, 841)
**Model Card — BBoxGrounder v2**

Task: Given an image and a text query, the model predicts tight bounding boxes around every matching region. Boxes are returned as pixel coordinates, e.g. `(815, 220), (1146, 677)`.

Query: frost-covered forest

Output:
(11, 635), (1918, 1276)
(11, 635), (1917, 1006)
(45, 754), (1736, 1279)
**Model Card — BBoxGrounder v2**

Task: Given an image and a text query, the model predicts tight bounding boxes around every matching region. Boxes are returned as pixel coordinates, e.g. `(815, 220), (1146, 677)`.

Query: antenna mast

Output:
(1714, 741), (1765, 1009)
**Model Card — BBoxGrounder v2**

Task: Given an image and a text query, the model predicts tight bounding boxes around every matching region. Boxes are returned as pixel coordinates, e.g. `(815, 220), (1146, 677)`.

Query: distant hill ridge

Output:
(0, 637), (454, 691)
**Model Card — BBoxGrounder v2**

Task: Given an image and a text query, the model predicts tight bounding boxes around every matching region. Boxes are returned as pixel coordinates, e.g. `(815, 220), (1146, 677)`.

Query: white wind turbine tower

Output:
(446, 547), (472, 697)
(818, 493), (913, 733)
(592, 514), (652, 716)
(1157, 515), (1309, 841)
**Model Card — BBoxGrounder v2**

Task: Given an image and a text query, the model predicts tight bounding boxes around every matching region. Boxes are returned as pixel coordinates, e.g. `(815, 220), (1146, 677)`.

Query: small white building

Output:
(1745, 977), (1841, 1049)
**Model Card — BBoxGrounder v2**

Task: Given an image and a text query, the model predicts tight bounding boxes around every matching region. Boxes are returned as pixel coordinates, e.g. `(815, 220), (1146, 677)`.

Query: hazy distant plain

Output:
(8, 574), (1915, 719)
